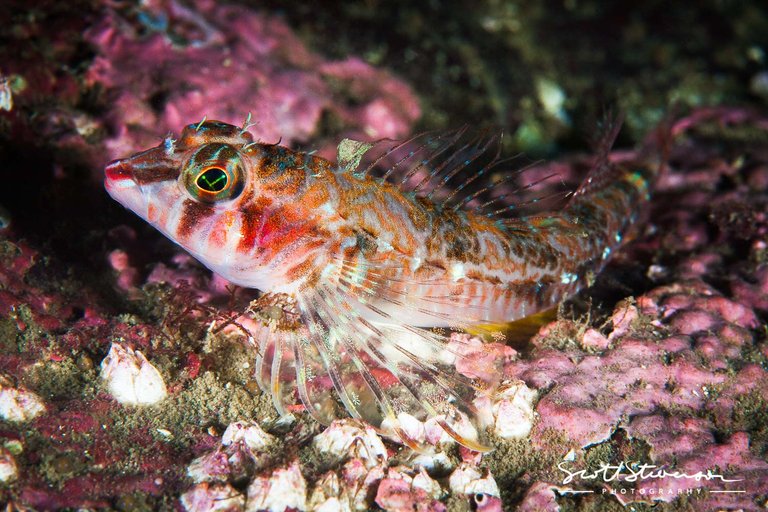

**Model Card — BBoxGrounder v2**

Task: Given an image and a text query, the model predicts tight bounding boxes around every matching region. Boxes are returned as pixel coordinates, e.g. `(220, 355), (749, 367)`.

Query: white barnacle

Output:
(602, 246), (611, 260)
(0, 76), (12, 112)
(180, 483), (245, 512)
(222, 420), (275, 452)
(246, 460), (307, 512)
(560, 272), (577, 285)
(313, 419), (388, 468)
(0, 375), (45, 422)
(490, 380), (537, 439)
(0, 448), (17, 483)
(100, 342), (167, 406)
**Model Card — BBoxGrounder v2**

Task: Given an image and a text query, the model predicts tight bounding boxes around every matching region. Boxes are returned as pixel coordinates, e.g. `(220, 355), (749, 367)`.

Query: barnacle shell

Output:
(312, 419), (388, 469)
(245, 459), (307, 512)
(379, 414), (455, 472)
(187, 450), (231, 484)
(374, 466), (444, 511)
(449, 463), (499, 497)
(0, 447), (18, 483)
(0, 374), (45, 422)
(222, 420), (275, 452)
(181, 482), (245, 512)
(188, 421), (276, 483)
(308, 457), (388, 512)
(346, 458), (387, 511)
(307, 471), (347, 512)
(491, 380), (537, 440)
(448, 463), (502, 511)
(99, 342), (167, 405)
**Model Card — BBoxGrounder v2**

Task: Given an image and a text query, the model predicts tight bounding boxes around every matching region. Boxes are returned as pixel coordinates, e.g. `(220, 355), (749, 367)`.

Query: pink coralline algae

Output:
(85, 0), (420, 164)
(625, 417), (768, 505)
(510, 280), (762, 449)
(509, 279), (768, 508)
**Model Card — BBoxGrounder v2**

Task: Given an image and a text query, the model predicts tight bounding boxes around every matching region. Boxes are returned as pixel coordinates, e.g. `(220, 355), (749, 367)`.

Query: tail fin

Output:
(637, 110), (676, 189)
(571, 110), (677, 203)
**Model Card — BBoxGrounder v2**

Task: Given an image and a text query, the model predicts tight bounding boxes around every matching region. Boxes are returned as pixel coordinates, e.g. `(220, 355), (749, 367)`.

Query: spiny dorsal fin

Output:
(571, 112), (625, 200)
(345, 129), (569, 221)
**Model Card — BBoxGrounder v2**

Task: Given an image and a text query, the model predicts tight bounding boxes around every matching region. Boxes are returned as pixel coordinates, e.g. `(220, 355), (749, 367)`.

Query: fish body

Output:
(105, 119), (658, 449)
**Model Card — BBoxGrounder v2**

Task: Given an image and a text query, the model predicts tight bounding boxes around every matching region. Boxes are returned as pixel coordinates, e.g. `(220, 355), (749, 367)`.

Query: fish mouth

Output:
(105, 159), (132, 181)
(104, 159), (148, 218)
(104, 159), (137, 191)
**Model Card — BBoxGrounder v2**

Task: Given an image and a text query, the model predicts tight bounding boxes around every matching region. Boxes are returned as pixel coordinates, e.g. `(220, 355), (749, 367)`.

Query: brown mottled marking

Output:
(177, 199), (215, 241)
(133, 163), (179, 184)
(237, 196), (270, 252)
(300, 180), (333, 210)
(264, 168), (304, 196)
(286, 251), (324, 287)
(391, 191), (430, 231)
(255, 146), (290, 179)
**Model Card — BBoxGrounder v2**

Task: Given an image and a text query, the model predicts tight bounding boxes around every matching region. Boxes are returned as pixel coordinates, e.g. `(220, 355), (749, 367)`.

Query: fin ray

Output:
(345, 129), (568, 219)
(259, 276), (493, 450)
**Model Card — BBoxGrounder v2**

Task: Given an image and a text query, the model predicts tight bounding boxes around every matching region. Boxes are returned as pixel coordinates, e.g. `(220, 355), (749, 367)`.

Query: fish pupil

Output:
(196, 168), (228, 192)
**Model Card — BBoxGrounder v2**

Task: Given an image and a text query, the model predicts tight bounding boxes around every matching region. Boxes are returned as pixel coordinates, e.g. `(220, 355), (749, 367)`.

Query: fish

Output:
(104, 116), (662, 450)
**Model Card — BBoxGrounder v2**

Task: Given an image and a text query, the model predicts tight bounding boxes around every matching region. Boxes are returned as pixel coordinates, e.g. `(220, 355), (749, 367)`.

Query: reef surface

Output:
(0, 1), (766, 511)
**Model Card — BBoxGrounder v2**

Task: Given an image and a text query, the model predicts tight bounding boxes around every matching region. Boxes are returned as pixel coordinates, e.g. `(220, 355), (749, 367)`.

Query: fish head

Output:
(104, 120), (278, 288)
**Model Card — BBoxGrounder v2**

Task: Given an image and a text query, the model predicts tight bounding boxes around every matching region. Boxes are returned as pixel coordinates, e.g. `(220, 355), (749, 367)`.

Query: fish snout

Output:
(104, 159), (133, 183)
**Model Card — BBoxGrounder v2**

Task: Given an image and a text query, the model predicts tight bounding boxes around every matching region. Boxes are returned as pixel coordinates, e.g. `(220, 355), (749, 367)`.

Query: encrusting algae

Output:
(104, 114), (666, 451)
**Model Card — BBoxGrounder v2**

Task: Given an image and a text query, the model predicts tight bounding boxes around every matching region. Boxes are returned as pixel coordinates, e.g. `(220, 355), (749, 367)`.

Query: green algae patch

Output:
(733, 389), (768, 456)
(115, 492), (155, 512)
(202, 332), (263, 390)
(38, 450), (90, 487)
(484, 431), (563, 507)
(113, 369), (271, 451)
(24, 356), (98, 401)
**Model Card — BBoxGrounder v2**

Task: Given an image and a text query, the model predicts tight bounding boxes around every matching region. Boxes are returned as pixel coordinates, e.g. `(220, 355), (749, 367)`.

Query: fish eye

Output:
(182, 143), (245, 203)
(196, 167), (228, 192)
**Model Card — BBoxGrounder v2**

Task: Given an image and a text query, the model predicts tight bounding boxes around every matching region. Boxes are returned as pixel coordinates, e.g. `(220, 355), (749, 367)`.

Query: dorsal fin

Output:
(570, 112), (625, 200)
(340, 129), (570, 221)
